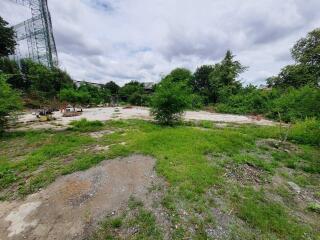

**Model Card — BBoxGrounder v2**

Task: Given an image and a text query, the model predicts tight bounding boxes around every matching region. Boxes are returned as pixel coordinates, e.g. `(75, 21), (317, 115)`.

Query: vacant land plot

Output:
(0, 119), (319, 239)
(16, 107), (274, 131)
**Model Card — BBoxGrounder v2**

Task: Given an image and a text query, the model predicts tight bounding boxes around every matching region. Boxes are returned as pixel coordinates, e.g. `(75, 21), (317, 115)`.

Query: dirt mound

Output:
(0, 155), (157, 240)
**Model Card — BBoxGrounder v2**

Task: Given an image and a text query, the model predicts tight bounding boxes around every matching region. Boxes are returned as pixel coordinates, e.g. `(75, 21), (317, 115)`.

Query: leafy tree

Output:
(292, 28), (320, 76)
(191, 65), (214, 103)
(150, 78), (191, 125)
(189, 51), (246, 104)
(0, 16), (16, 57)
(59, 88), (89, 110)
(99, 86), (112, 104)
(0, 74), (22, 133)
(119, 81), (146, 105)
(209, 51), (246, 103)
(104, 81), (120, 95)
(20, 59), (74, 98)
(78, 83), (102, 105)
(268, 29), (320, 89)
(51, 67), (75, 91)
(77, 83), (113, 105)
(0, 58), (27, 90)
(165, 68), (192, 84)
(218, 50), (247, 86)
(266, 76), (280, 88)
(276, 64), (318, 89)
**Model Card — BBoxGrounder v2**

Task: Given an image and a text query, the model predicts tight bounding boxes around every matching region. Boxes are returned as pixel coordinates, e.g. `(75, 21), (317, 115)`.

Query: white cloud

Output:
(1, 0), (320, 86)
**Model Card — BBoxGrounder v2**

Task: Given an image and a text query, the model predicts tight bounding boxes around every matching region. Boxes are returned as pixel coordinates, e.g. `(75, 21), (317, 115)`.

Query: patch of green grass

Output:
(0, 131), (96, 198)
(90, 197), (162, 240)
(62, 154), (106, 175)
(233, 153), (276, 172)
(307, 203), (320, 214)
(198, 120), (214, 129)
(231, 187), (312, 239)
(128, 196), (143, 210)
(1, 119), (319, 238)
(110, 217), (123, 228)
(275, 185), (295, 203)
(70, 118), (104, 132)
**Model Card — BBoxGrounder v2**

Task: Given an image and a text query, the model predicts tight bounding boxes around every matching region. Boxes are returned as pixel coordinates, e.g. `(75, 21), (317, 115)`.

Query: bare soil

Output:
(0, 155), (161, 240)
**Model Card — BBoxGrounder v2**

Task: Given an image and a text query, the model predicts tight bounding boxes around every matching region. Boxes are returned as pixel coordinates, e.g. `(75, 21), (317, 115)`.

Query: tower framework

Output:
(9, 0), (58, 68)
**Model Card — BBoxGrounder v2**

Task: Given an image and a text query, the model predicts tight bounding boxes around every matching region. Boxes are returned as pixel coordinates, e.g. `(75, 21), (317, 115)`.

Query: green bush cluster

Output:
(215, 86), (320, 122)
(288, 118), (320, 146)
(267, 86), (320, 122)
(0, 74), (22, 134)
(150, 79), (191, 125)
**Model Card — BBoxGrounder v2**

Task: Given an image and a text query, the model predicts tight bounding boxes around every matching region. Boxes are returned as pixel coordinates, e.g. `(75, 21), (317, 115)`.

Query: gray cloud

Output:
(1, 0), (320, 86)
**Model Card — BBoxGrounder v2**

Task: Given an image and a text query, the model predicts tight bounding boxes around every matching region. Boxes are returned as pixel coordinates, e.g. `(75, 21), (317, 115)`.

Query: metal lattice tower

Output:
(9, 0), (58, 68)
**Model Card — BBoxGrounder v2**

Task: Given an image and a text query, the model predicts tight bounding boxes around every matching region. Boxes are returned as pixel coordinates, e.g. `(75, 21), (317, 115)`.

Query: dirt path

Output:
(16, 107), (274, 130)
(0, 155), (157, 240)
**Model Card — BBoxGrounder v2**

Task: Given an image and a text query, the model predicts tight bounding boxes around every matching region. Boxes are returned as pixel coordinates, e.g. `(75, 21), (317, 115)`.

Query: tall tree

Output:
(191, 65), (214, 103)
(209, 51), (246, 102)
(217, 50), (247, 86)
(276, 64), (317, 89)
(119, 81), (144, 104)
(291, 28), (320, 75)
(104, 81), (120, 95)
(165, 68), (192, 84)
(268, 28), (320, 88)
(0, 16), (16, 57)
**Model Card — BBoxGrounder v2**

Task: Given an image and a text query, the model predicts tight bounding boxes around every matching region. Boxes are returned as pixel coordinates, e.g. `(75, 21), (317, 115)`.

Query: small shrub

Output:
(150, 79), (191, 125)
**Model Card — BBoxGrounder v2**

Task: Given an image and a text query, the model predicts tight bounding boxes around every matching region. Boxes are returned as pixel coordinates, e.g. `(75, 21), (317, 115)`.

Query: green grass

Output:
(307, 203), (320, 213)
(231, 187), (312, 239)
(90, 197), (162, 240)
(69, 118), (104, 132)
(0, 128), (103, 198)
(1, 119), (319, 239)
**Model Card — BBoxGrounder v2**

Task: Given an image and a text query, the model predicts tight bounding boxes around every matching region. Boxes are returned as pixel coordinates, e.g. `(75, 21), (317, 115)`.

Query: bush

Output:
(215, 86), (320, 123)
(0, 74), (22, 134)
(190, 94), (204, 110)
(215, 86), (279, 115)
(119, 81), (145, 105)
(288, 118), (320, 146)
(150, 79), (191, 125)
(59, 88), (90, 109)
(268, 86), (320, 122)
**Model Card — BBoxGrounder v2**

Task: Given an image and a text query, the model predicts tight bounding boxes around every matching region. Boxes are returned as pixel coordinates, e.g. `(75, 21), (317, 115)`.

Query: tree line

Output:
(151, 29), (319, 124)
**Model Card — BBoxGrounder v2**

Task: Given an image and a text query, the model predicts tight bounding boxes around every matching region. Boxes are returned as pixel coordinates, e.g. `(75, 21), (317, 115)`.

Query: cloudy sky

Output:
(1, 0), (320, 86)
